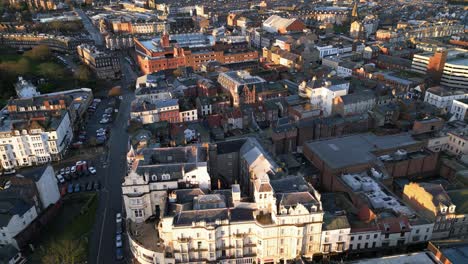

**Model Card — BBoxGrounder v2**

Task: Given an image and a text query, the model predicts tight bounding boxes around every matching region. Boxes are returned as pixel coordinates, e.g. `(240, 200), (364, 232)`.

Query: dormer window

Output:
(152, 174), (157, 181)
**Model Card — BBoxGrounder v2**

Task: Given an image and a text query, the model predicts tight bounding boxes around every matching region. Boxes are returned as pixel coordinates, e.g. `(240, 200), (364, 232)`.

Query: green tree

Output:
(74, 65), (91, 82)
(41, 239), (86, 264)
(38, 62), (65, 79)
(0, 58), (30, 75)
(24, 45), (50, 61)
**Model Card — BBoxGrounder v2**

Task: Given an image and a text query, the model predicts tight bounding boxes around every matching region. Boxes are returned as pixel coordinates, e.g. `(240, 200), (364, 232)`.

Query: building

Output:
(14, 77), (40, 99)
(124, 138), (325, 264)
(135, 73), (172, 103)
(333, 90), (376, 117)
(130, 100), (159, 124)
(450, 99), (468, 121)
(298, 77), (349, 117)
(77, 44), (121, 80)
(0, 245), (26, 264)
(412, 48), (468, 89)
(262, 15), (305, 34)
(446, 130), (468, 156)
(424, 86), (468, 112)
(134, 33), (258, 74)
(218, 71), (266, 107)
(320, 215), (350, 255)
(0, 164), (59, 249)
(303, 133), (437, 190)
(428, 240), (468, 264)
(262, 47), (303, 72)
(402, 182), (456, 239)
(0, 33), (90, 53)
(156, 99), (180, 123)
(112, 20), (169, 35)
(0, 110), (73, 171)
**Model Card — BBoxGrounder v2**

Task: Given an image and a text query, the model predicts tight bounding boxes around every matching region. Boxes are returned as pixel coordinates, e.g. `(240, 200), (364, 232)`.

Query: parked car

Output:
(115, 234), (122, 248)
(67, 183), (74, 194)
(74, 183), (80, 193)
(65, 167), (71, 174)
(60, 185), (67, 196)
(105, 107), (113, 114)
(94, 181), (101, 190)
(97, 132), (106, 137)
(63, 173), (71, 181)
(116, 248), (124, 261)
(60, 168), (65, 174)
(86, 182), (93, 191)
(116, 213), (122, 224)
(56, 174), (65, 184)
(116, 223), (122, 234)
(89, 167), (97, 175)
(71, 166), (76, 174)
(99, 118), (109, 124)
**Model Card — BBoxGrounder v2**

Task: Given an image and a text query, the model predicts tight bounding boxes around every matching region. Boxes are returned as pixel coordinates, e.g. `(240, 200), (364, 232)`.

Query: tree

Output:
(41, 239), (86, 264)
(38, 62), (65, 79)
(74, 65), (91, 82)
(108, 86), (122, 97)
(0, 58), (30, 75)
(24, 45), (50, 61)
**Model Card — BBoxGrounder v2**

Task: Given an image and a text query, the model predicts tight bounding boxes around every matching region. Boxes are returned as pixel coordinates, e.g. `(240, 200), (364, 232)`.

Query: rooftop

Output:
(447, 189), (468, 214)
(305, 133), (419, 169)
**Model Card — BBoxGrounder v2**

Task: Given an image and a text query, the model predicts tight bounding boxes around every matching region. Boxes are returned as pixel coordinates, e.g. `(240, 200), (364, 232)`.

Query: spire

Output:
(351, 0), (359, 21)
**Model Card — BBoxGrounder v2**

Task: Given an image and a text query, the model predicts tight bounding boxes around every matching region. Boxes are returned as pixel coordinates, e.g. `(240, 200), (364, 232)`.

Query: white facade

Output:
(33, 165), (61, 208)
(320, 222), (350, 254)
(450, 99), (468, 121)
(0, 112), (73, 170)
(446, 132), (468, 156)
(424, 88), (468, 112)
(179, 109), (198, 122)
(426, 135), (449, 152)
(349, 230), (382, 251)
(300, 80), (349, 117)
(0, 205), (38, 249)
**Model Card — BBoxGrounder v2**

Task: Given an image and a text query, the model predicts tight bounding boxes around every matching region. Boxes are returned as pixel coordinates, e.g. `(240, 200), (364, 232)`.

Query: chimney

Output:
(160, 32), (170, 48)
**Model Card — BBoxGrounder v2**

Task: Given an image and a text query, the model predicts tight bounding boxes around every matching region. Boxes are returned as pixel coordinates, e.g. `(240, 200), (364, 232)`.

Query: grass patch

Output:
(30, 193), (98, 263)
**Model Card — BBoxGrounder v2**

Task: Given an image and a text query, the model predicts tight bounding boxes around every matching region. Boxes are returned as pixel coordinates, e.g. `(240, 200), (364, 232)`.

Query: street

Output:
(87, 58), (136, 264)
(75, 8), (104, 46)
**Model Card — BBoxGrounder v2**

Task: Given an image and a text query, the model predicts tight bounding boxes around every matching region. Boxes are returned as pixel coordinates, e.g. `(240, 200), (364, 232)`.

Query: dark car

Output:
(67, 183), (74, 194)
(94, 181), (101, 190)
(74, 183), (80, 193)
(116, 248), (124, 261)
(116, 223), (122, 234)
(86, 182), (93, 191)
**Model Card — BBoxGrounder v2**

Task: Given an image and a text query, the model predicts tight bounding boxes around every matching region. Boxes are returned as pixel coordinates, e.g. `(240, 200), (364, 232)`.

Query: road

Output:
(88, 59), (136, 264)
(75, 8), (104, 46)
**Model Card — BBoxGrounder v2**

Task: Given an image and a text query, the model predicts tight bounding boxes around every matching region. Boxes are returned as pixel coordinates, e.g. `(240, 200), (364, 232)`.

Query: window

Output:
(374, 234), (378, 239)
(351, 236), (354, 241)
(134, 209), (144, 218)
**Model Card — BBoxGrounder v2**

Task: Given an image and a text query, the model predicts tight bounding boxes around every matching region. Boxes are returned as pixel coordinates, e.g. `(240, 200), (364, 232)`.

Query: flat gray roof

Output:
(305, 133), (419, 169)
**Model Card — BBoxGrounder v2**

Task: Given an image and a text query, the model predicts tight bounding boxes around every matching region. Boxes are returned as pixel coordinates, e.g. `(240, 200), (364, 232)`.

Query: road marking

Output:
(96, 206), (107, 263)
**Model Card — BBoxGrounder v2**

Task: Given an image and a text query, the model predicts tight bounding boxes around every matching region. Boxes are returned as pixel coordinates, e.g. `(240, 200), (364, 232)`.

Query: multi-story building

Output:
(135, 73), (172, 103)
(446, 130), (468, 156)
(412, 48), (468, 89)
(77, 44), (121, 80)
(304, 6), (350, 25)
(134, 33), (258, 74)
(124, 138), (325, 264)
(450, 99), (468, 121)
(423, 86), (468, 112)
(262, 15), (305, 34)
(130, 100), (159, 124)
(403, 182), (459, 239)
(0, 33), (91, 53)
(156, 99), (180, 123)
(218, 71), (266, 107)
(112, 20), (169, 35)
(320, 215), (351, 255)
(298, 77), (349, 117)
(333, 90), (376, 117)
(0, 110), (73, 171)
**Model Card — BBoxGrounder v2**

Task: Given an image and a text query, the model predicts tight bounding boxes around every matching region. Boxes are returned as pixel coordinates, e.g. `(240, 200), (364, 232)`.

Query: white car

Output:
(89, 167), (97, 175)
(71, 166), (76, 173)
(116, 213), (122, 224)
(99, 118), (109, 124)
(56, 174), (65, 184)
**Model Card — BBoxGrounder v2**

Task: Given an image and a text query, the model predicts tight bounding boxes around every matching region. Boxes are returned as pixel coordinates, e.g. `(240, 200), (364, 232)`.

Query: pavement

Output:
(87, 58), (136, 264)
(75, 8), (104, 46)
